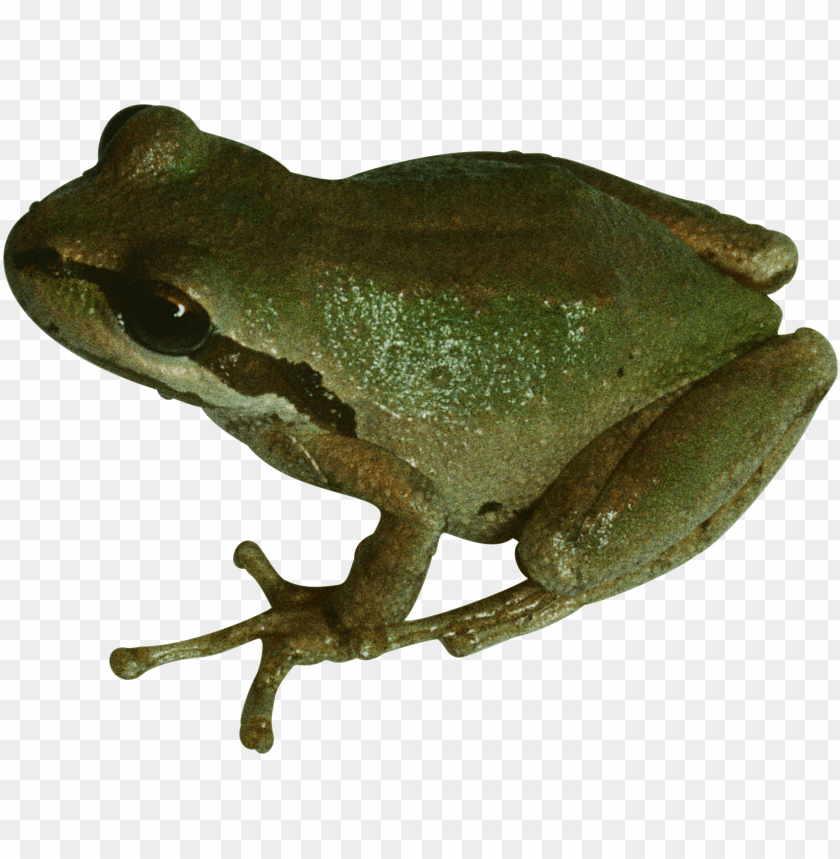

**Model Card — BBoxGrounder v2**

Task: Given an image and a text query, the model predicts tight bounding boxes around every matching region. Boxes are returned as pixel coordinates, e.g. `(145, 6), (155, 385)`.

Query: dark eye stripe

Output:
(190, 334), (356, 437)
(15, 247), (357, 437)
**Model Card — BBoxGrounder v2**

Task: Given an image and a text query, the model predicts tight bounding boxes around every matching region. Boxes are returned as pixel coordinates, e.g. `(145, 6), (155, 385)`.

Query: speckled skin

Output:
(5, 105), (835, 753)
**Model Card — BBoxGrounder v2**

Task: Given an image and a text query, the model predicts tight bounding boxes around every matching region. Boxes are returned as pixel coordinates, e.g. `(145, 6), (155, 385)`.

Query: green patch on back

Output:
(313, 265), (601, 416)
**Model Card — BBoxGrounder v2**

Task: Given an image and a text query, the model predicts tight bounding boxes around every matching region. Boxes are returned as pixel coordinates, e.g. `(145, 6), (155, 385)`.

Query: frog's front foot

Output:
(110, 541), (365, 753)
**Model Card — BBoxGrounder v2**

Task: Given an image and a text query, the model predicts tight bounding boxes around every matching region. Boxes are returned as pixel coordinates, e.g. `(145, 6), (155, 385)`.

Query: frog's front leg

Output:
(515, 327), (836, 604)
(110, 435), (445, 753)
(308, 434), (446, 629)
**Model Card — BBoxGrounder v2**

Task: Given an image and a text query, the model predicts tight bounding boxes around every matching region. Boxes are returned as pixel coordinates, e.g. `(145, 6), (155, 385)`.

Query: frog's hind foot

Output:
(109, 541), (354, 754)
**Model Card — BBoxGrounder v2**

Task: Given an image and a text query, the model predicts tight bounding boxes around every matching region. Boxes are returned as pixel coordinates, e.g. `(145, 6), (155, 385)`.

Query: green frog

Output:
(5, 104), (835, 752)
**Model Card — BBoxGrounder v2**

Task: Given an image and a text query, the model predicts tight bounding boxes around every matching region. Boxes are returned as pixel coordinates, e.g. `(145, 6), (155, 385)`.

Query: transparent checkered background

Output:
(2, 3), (838, 858)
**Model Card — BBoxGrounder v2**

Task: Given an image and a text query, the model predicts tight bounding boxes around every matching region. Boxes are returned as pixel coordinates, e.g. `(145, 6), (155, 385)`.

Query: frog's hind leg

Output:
(557, 158), (798, 294)
(514, 327), (836, 604)
(322, 326), (834, 663)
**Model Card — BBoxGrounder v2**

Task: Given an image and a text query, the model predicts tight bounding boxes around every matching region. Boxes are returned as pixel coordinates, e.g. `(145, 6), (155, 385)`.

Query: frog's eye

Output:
(116, 280), (212, 356)
(98, 105), (154, 160)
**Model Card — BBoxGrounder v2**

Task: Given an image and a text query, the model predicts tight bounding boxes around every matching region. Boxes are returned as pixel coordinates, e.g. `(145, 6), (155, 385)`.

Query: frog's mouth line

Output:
(12, 246), (358, 438)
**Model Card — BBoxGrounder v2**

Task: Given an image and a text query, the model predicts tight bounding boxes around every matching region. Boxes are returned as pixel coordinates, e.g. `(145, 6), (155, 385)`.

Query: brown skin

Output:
(5, 105), (836, 753)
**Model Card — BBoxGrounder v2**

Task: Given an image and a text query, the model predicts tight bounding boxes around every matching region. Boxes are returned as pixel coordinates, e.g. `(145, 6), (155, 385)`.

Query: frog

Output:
(5, 104), (835, 754)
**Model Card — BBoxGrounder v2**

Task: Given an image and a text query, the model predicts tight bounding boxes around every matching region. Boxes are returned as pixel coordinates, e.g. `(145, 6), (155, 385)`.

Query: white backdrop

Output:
(1, 3), (837, 857)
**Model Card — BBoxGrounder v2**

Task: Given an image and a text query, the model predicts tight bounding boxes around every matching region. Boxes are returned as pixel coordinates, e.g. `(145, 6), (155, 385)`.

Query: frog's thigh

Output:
(516, 328), (836, 598)
(558, 158), (798, 293)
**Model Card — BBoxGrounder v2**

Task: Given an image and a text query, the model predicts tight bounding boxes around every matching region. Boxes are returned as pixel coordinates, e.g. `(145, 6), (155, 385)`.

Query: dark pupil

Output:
(119, 280), (211, 356)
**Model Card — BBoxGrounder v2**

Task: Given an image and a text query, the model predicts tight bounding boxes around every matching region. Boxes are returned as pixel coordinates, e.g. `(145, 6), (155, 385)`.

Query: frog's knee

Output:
(786, 327), (837, 388)
(743, 327), (836, 419)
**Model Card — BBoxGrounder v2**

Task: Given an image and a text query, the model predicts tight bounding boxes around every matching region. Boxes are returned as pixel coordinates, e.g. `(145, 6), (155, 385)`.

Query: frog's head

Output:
(4, 105), (354, 434)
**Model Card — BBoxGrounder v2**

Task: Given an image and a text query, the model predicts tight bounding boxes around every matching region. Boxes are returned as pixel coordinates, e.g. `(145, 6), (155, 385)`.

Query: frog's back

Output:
(291, 152), (785, 539)
(316, 150), (782, 422)
(336, 149), (599, 237)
